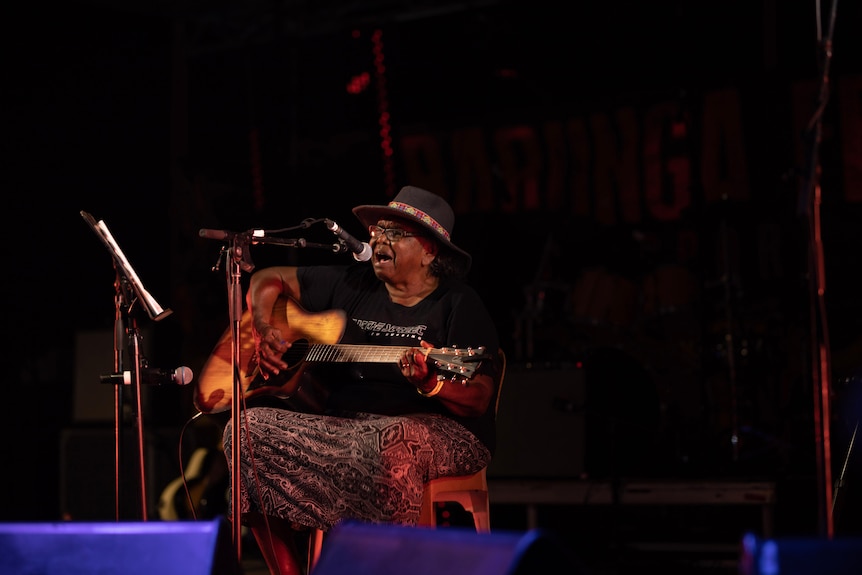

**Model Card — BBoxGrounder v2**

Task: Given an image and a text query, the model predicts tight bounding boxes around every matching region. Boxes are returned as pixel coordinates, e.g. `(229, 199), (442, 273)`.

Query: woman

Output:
(225, 186), (501, 574)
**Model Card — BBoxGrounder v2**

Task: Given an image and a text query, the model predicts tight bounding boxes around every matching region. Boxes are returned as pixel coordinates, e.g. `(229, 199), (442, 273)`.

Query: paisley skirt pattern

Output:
(222, 407), (491, 530)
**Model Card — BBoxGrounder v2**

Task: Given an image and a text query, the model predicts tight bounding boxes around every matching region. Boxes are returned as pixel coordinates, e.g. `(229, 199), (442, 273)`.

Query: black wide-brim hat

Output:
(353, 186), (472, 274)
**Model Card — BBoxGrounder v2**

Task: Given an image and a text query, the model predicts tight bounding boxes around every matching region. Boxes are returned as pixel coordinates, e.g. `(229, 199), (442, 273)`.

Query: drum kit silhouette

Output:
(511, 226), (774, 478)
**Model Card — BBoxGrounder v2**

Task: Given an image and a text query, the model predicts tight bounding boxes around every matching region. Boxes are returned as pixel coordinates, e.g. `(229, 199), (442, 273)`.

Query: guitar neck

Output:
(305, 344), (412, 364)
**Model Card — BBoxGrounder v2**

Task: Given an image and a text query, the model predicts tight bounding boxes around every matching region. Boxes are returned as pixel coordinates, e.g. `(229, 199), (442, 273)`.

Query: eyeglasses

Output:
(368, 225), (423, 243)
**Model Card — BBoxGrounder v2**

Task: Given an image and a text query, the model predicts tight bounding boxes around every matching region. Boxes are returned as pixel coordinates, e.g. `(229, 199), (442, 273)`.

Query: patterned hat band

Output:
(387, 201), (451, 241)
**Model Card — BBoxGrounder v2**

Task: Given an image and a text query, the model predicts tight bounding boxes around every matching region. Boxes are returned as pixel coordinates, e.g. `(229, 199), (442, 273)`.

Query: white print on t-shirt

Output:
(353, 319), (428, 340)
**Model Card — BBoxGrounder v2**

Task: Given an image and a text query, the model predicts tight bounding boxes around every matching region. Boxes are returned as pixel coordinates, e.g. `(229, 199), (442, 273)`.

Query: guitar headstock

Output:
(426, 346), (489, 380)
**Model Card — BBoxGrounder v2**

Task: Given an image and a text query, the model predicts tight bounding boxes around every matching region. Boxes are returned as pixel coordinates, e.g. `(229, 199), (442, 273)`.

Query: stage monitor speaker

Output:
(740, 532), (862, 575)
(0, 517), (239, 575)
(312, 520), (581, 575)
(487, 364), (586, 478)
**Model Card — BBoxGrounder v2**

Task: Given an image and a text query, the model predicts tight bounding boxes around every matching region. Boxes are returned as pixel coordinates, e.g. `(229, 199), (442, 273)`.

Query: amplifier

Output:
(59, 427), (178, 520)
(487, 363), (586, 479)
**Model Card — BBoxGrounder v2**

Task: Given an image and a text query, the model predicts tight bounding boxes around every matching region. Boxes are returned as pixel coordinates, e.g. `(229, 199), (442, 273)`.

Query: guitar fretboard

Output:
(304, 344), (411, 364)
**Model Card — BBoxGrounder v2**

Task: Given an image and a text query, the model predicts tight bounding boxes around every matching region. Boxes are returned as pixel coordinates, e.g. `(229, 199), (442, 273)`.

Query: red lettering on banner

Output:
(567, 117), (591, 218)
(791, 75), (862, 204)
(592, 108), (640, 225)
(452, 127), (495, 212)
(644, 101), (691, 222)
(494, 125), (542, 212)
(399, 133), (447, 201)
(591, 112), (617, 225)
(700, 89), (749, 204)
(400, 87), (758, 220)
(543, 120), (567, 211)
(616, 108), (641, 224)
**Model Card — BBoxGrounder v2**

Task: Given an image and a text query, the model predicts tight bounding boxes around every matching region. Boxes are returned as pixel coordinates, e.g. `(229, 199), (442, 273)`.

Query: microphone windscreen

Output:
(174, 366), (194, 385)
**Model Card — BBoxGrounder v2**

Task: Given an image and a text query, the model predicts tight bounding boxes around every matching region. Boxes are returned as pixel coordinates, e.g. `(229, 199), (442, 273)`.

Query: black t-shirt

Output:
(296, 263), (500, 454)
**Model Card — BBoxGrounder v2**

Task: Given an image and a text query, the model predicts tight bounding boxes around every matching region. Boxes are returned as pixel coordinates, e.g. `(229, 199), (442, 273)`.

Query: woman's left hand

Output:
(399, 340), (434, 388)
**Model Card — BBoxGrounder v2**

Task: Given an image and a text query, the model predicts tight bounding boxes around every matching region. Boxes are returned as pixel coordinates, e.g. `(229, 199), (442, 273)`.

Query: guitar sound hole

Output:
(282, 339), (309, 367)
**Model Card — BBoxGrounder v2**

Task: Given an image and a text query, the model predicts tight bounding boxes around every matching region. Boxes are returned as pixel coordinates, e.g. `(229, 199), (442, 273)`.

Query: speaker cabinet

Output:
(0, 517), (239, 575)
(487, 364), (586, 478)
(312, 520), (580, 575)
(59, 427), (179, 520)
(488, 351), (663, 479)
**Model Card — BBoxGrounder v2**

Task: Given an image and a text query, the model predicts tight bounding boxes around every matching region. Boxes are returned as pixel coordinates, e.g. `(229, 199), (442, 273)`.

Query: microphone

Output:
(324, 219), (372, 262)
(100, 366), (194, 386)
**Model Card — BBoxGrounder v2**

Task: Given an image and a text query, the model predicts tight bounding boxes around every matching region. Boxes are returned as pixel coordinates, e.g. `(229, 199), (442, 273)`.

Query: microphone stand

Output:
(200, 227), (337, 562)
(221, 240), (245, 561)
(796, 0), (839, 539)
(225, 232), (254, 562)
(81, 211), (172, 521)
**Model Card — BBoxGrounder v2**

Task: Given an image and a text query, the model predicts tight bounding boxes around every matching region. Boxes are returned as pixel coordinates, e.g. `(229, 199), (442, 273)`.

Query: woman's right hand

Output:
(253, 323), (290, 378)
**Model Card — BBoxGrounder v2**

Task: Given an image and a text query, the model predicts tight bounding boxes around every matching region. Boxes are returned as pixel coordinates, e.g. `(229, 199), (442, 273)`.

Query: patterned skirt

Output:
(222, 407), (491, 530)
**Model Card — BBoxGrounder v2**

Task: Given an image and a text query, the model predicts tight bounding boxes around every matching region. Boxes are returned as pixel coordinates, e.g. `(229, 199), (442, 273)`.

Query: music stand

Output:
(81, 210), (172, 520)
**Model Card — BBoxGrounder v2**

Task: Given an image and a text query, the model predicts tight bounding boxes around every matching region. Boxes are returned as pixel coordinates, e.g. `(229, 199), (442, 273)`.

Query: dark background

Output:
(3, 0), (862, 568)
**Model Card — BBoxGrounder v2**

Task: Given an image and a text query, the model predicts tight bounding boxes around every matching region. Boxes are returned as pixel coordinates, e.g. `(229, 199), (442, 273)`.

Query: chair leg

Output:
(438, 491), (490, 532)
(307, 528), (324, 573)
(418, 496), (437, 527)
(468, 491), (491, 532)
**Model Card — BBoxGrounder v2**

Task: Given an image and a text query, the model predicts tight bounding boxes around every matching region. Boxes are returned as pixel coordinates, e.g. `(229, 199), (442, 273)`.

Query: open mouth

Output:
(374, 251), (393, 264)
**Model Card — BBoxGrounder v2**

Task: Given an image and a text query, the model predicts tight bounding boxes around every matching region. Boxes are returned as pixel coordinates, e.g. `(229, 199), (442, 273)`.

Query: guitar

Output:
(157, 447), (228, 520)
(194, 296), (489, 414)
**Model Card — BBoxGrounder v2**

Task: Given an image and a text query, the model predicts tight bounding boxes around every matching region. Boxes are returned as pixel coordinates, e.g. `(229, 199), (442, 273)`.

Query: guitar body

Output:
(194, 296), (346, 414)
(194, 296), (488, 414)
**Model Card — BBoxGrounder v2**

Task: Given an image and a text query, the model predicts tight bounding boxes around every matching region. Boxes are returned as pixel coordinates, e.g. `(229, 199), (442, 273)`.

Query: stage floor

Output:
(238, 479), (780, 575)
